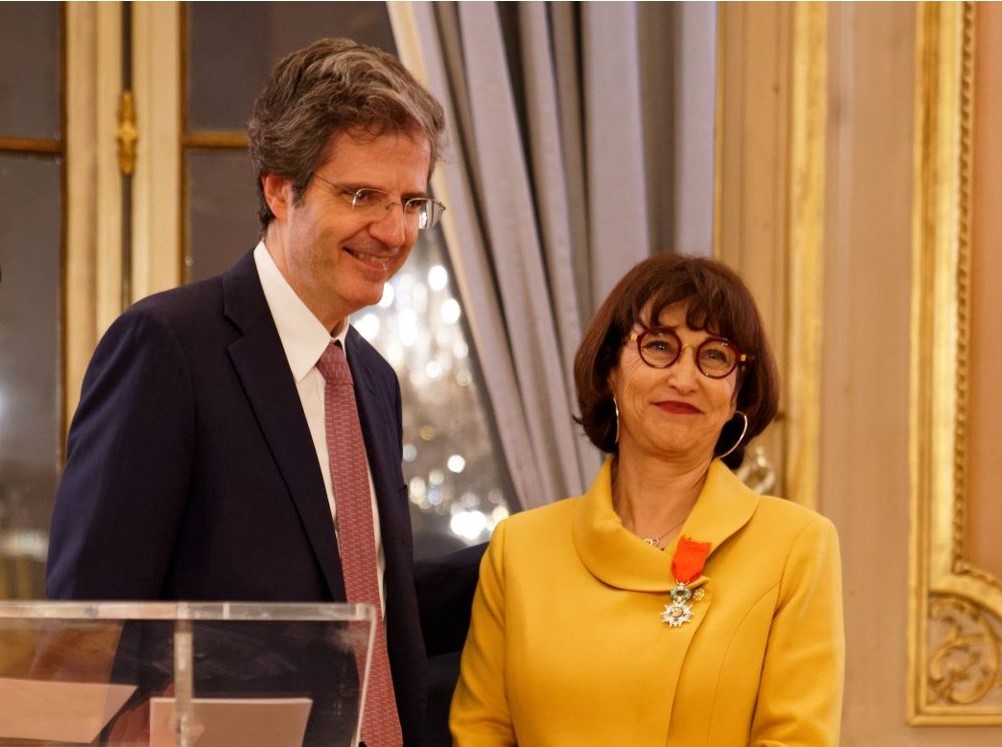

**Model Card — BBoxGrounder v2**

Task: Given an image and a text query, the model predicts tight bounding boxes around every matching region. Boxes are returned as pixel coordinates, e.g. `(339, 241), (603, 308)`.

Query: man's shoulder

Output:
(103, 280), (226, 357)
(121, 252), (257, 335)
(129, 275), (223, 320)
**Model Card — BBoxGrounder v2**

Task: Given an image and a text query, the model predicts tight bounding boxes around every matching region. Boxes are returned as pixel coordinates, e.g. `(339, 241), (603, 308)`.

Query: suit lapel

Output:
(344, 329), (408, 565)
(222, 252), (346, 601)
(573, 457), (759, 742)
(648, 462), (758, 738)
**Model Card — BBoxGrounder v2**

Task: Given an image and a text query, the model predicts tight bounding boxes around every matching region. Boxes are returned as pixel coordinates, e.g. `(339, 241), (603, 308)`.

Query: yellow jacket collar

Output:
(572, 456), (759, 591)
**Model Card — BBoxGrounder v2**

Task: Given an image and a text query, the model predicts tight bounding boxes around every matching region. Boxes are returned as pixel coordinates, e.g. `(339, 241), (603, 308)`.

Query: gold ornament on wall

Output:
(928, 595), (1002, 708)
(116, 90), (138, 176)
(735, 446), (777, 496)
(909, 1), (1002, 725)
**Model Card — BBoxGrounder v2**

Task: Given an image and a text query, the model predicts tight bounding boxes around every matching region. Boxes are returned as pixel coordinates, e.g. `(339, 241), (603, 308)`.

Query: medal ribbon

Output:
(671, 536), (711, 585)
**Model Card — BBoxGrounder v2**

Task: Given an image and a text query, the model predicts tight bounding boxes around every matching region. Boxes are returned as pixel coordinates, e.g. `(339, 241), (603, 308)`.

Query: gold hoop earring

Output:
(612, 395), (620, 445)
(717, 411), (749, 460)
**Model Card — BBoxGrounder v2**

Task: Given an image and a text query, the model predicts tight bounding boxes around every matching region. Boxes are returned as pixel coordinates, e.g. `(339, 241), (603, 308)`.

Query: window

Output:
(353, 229), (512, 559)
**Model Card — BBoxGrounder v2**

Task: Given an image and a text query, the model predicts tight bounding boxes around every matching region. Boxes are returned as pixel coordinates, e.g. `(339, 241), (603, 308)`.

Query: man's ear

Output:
(262, 173), (293, 223)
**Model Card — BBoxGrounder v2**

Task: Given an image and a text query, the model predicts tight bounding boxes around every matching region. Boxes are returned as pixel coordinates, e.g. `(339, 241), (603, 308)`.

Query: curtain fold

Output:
(581, 3), (651, 304)
(389, 2), (654, 508)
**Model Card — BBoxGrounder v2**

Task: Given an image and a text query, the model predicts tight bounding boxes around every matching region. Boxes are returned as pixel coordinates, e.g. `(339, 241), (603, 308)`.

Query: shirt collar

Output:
(254, 241), (349, 382)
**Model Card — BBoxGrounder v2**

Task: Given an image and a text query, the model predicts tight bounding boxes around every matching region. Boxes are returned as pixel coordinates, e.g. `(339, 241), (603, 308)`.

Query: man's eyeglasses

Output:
(312, 172), (446, 231)
(627, 327), (750, 379)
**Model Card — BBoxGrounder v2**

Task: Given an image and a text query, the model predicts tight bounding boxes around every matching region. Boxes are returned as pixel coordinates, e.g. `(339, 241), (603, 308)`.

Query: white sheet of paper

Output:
(149, 696), (313, 747)
(0, 676), (136, 743)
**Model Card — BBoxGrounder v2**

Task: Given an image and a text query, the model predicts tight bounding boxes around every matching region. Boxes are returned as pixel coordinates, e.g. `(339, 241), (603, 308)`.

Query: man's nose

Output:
(368, 203), (407, 248)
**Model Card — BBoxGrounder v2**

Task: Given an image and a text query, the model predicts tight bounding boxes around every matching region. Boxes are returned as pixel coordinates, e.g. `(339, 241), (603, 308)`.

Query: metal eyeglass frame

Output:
(311, 172), (446, 230)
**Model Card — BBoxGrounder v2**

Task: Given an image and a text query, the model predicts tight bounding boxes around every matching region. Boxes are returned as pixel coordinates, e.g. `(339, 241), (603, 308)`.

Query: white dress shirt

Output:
(253, 241), (386, 610)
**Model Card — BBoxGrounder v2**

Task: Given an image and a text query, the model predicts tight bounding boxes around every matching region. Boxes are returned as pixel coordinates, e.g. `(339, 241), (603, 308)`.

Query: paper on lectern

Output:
(0, 676), (136, 743)
(148, 696), (312, 747)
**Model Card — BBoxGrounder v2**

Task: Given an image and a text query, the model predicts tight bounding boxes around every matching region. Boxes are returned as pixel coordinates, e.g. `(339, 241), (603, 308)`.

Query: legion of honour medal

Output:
(661, 536), (711, 627)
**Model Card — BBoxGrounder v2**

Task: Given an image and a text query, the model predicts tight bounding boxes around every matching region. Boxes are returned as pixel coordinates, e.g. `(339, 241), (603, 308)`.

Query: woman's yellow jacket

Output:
(451, 457), (844, 746)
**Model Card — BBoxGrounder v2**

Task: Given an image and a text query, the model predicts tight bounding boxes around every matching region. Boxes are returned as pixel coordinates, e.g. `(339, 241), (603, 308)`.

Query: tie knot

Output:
(316, 342), (353, 385)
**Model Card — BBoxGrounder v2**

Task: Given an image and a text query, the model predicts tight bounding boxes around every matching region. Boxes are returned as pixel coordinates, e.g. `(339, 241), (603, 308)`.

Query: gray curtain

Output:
(391, 2), (715, 509)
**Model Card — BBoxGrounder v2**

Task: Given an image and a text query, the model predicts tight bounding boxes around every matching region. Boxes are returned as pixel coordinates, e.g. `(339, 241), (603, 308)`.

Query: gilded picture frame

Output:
(909, 1), (1002, 724)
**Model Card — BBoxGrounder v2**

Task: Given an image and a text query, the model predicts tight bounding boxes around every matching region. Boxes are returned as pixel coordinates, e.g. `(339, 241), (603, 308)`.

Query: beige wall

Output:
(720, 2), (1002, 743)
(823, 4), (918, 743)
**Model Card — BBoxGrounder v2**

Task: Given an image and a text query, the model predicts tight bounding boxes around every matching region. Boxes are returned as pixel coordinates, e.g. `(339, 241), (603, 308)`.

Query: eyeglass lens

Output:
(349, 187), (443, 230)
(637, 328), (739, 378)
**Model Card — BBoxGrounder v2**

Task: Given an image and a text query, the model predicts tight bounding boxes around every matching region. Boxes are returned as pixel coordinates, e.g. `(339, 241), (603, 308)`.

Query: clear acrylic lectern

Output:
(0, 601), (375, 747)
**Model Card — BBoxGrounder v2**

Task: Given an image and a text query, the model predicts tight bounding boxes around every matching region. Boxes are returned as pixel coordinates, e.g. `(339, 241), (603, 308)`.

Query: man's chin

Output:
(343, 287), (387, 316)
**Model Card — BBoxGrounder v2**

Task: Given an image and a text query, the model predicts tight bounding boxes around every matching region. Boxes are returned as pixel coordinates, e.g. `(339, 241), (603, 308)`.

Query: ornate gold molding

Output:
(909, 0), (1002, 724)
(928, 594), (1002, 709)
(713, 3), (826, 507)
(785, 3), (827, 511)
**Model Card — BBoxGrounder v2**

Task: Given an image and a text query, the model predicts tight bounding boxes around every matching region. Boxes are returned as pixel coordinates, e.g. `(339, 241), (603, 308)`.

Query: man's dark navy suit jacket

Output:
(46, 250), (481, 745)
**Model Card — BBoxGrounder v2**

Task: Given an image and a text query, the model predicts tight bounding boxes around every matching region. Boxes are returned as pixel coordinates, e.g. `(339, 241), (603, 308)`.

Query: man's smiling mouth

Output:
(345, 247), (390, 269)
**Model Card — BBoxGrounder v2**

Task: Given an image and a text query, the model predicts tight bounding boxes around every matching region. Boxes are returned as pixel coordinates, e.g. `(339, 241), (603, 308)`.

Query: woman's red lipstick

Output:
(656, 400), (703, 414)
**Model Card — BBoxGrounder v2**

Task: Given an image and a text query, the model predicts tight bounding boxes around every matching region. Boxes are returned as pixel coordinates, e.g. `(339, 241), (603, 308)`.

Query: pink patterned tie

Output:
(316, 341), (403, 747)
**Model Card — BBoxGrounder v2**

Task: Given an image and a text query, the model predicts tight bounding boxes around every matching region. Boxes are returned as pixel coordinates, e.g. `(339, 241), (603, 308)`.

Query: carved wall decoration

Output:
(909, 1), (1002, 724)
(927, 595), (1002, 709)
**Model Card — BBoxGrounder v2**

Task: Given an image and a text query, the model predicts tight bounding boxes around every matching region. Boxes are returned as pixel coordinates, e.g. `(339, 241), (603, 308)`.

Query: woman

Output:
(451, 253), (844, 746)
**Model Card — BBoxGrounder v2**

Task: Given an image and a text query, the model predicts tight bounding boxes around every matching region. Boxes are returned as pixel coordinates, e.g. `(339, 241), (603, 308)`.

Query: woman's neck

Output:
(611, 448), (711, 540)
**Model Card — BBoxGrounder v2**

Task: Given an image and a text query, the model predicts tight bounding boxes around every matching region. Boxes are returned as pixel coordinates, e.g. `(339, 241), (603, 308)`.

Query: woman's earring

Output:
(717, 411), (749, 460)
(612, 395), (620, 445)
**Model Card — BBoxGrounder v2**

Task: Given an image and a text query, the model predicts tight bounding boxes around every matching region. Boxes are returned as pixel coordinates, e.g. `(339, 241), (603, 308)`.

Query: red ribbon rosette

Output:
(671, 536), (711, 585)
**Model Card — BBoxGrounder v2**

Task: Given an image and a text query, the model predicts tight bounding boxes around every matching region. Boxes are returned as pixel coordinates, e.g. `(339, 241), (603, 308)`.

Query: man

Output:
(47, 38), (480, 747)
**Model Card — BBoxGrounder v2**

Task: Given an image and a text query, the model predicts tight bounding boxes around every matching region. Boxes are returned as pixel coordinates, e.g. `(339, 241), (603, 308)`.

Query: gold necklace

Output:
(641, 516), (688, 549)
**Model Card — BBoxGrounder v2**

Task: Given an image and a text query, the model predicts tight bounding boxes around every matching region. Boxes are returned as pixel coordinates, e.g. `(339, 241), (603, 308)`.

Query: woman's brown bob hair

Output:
(574, 252), (779, 469)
